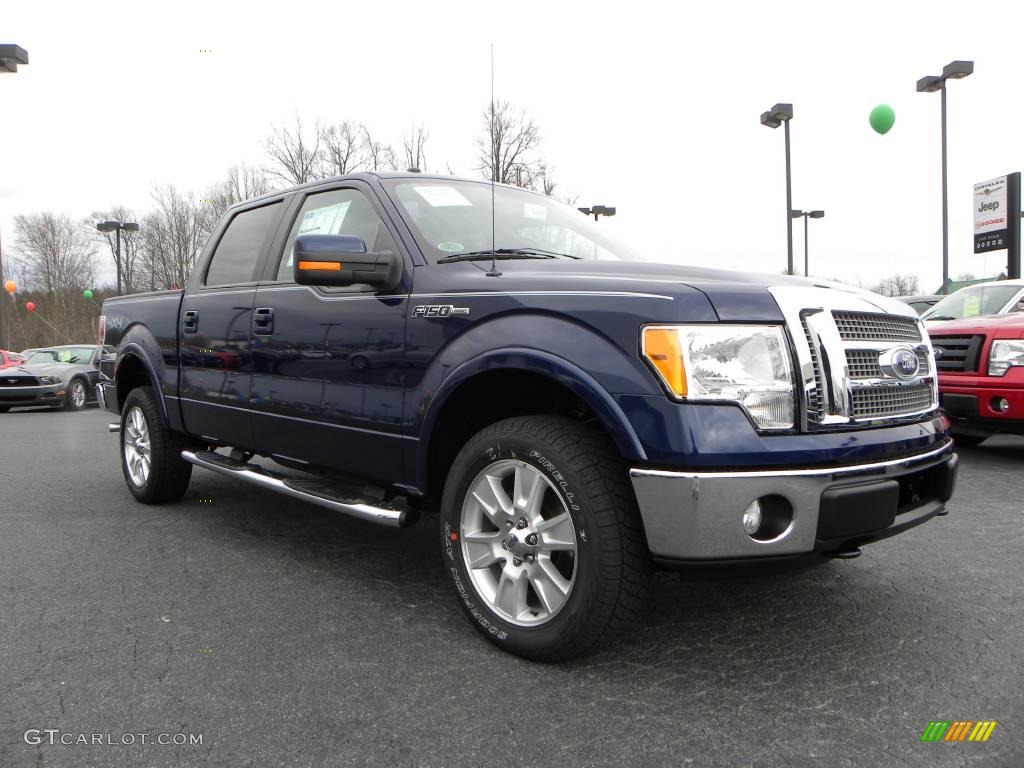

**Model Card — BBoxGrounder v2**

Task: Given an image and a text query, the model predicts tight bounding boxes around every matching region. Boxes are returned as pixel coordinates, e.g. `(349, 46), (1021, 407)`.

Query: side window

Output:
(204, 202), (282, 287)
(275, 188), (393, 282)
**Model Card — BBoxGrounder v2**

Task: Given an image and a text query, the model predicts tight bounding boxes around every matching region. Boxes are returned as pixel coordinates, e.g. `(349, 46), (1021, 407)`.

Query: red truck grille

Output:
(929, 334), (984, 373)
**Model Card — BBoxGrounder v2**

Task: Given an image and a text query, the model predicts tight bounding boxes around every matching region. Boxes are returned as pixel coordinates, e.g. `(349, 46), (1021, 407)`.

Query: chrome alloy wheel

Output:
(70, 380), (86, 408)
(460, 459), (577, 627)
(123, 406), (152, 486)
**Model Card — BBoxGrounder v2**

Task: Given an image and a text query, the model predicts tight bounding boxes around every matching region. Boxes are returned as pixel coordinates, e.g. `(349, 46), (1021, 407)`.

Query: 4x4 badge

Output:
(411, 304), (470, 318)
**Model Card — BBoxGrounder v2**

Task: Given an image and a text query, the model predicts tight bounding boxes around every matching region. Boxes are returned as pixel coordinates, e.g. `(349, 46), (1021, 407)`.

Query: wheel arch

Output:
(417, 349), (647, 501)
(115, 344), (169, 426)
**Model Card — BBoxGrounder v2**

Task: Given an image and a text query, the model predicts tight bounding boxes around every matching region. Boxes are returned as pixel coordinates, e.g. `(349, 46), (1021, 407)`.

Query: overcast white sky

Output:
(2, 0), (1023, 291)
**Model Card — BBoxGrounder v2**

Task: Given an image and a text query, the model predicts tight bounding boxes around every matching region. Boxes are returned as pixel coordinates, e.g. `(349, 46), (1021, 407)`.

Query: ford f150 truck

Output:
(98, 172), (958, 660)
(930, 313), (1024, 445)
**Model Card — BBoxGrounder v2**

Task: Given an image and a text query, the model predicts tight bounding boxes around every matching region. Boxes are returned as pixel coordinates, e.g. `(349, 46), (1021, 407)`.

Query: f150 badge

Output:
(411, 304), (470, 318)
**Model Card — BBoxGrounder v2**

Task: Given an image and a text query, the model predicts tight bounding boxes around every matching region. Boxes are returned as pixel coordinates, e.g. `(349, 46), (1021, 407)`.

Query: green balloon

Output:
(869, 104), (896, 135)
(83, 289), (94, 299)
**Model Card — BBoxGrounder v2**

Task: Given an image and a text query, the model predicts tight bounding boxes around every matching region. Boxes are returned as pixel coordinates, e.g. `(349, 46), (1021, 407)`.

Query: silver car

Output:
(0, 344), (102, 412)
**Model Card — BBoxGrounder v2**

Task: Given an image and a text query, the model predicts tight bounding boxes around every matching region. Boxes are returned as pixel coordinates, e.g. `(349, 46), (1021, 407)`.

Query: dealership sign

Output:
(974, 176), (1009, 253)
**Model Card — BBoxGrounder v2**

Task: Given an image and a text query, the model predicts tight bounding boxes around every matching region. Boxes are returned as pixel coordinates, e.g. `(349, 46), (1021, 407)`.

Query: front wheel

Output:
(63, 378), (88, 411)
(120, 387), (193, 503)
(441, 415), (652, 662)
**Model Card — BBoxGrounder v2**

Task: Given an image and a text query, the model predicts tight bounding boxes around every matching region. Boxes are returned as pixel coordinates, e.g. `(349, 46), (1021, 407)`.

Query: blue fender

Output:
(116, 326), (171, 426)
(416, 347), (648, 490)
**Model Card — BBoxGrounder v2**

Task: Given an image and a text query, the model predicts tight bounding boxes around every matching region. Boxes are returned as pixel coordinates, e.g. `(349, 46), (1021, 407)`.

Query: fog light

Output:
(992, 397), (1010, 413)
(742, 500), (763, 535)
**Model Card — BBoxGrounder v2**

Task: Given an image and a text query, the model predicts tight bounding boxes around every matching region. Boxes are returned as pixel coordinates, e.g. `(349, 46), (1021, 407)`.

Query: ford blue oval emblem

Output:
(879, 346), (921, 380)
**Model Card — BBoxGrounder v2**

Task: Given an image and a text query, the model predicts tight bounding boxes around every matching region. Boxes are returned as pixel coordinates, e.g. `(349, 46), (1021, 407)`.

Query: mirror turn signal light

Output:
(297, 261), (342, 271)
(642, 327), (687, 397)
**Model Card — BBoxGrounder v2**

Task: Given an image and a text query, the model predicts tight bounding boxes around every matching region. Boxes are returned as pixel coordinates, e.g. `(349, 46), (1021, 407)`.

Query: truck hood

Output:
(926, 313), (1024, 339)
(508, 260), (908, 321)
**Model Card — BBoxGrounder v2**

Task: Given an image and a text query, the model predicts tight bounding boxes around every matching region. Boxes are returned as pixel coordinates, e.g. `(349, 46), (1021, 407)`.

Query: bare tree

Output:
(954, 271), (977, 283)
(264, 115), (323, 185)
(11, 212), (97, 338)
(321, 121), (365, 176)
(402, 124), (430, 172)
(872, 273), (921, 297)
(14, 213), (96, 295)
(139, 185), (209, 291)
(89, 206), (143, 295)
(202, 164), (271, 231)
(477, 100), (541, 187)
(361, 124), (396, 171)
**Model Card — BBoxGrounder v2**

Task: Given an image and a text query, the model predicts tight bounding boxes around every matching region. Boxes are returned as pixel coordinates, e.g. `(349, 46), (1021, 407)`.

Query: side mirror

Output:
(293, 234), (402, 290)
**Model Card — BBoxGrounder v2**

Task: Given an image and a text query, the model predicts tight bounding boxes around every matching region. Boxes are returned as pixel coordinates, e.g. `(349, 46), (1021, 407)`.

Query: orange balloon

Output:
(3, 280), (14, 294)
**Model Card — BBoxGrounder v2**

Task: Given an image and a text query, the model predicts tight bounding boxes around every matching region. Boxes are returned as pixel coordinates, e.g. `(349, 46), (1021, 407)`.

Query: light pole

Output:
(96, 220), (140, 295)
(578, 205), (616, 222)
(791, 209), (825, 277)
(761, 103), (795, 275)
(0, 44), (29, 351)
(917, 60), (973, 293)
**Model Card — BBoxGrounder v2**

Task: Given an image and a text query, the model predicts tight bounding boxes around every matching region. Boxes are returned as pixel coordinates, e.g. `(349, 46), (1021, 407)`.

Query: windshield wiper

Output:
(926, 314), (957, 321)
(437, 247), (580, 264)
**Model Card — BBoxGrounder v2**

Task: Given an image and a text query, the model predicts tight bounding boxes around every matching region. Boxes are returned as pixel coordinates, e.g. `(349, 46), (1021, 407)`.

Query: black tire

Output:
(953, 433), (987, 448)
(441, 415), (653, 662)
(0, 406), (9, 413)
(63, 377), (88, 411)
(120, 386), (193, 504)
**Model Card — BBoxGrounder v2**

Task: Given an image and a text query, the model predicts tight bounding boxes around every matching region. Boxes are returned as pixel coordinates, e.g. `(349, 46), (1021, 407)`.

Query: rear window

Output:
(205, 202), (281, 287)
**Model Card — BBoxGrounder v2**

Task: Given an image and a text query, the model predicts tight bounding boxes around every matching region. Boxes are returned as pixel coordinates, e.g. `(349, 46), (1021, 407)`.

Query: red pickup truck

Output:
(929, 314), (1024, 445)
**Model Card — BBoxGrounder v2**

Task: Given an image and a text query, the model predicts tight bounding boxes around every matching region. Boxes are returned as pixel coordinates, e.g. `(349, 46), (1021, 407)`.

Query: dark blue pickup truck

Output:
(98, 172), (957, 660)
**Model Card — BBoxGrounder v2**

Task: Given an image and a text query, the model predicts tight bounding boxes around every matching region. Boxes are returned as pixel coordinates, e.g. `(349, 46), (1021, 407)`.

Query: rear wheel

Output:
(120, 387), (193, 503)
(63, 378), (87, 411)
(441, 415), (652, 662)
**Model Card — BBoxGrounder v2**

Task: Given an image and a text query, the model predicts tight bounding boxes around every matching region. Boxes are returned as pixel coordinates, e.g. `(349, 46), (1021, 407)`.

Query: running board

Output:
(181, 450), (414, 528)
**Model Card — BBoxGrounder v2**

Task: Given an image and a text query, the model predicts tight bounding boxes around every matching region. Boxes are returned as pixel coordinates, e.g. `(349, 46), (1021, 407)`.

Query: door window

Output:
(204, 202), (282, 287)
(275, 189), (393, 282)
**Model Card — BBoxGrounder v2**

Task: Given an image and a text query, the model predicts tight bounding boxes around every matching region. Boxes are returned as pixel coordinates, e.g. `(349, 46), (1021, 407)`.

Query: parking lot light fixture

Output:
(578, 205), (616, 222)
(792, 209), (825, 277)
(917, 59), (974, 293)
(96, 220), (140, 296)
(761, 103), (795, 275)
(0, 44), (29, 73)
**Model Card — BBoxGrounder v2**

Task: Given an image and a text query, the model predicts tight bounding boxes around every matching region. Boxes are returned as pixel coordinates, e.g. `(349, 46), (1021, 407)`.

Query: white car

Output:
(923, 279), (1024, 322)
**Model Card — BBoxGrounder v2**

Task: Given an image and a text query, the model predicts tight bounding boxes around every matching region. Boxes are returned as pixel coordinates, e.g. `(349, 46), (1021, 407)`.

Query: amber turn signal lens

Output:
(642, 327), (687, 397)
(297, 261), (342, 271)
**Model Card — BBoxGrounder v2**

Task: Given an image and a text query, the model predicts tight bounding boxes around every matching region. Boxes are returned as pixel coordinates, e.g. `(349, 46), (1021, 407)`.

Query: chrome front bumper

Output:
(630, 442), (957, 562)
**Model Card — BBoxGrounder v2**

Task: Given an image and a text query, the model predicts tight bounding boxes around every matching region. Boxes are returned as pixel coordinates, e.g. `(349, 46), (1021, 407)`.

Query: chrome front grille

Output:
(833, 311), (922, 342)
(851, 382), (935, 419)
(845, 348), (931, 380)
(770, 287), (939, 429)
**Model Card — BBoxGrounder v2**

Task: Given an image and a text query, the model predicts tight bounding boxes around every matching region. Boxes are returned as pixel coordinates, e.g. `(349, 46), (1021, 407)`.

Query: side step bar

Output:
(181, 450), (414, 528)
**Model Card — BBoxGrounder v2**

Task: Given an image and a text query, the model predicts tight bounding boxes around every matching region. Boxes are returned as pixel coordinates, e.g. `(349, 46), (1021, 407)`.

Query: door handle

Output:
(253, 307), (274, 335)
(183, 310), (199, 334)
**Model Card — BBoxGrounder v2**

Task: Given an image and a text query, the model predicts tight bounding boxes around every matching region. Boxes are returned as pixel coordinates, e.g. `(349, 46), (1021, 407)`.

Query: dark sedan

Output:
(0, 345), (102, 412)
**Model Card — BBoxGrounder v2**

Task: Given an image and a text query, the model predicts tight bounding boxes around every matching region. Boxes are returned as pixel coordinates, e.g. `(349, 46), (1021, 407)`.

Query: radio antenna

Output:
(486, 42), (501, 277)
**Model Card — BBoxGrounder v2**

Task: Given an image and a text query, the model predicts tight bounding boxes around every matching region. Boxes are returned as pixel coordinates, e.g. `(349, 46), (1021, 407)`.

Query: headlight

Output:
(642, 325), (794, 430)
(988, 340), (1024, 376)
(38, 375), (62, 385)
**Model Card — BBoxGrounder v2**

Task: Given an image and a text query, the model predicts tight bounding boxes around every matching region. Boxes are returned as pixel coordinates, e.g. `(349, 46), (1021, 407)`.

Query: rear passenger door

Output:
(178, 200), (284, 449)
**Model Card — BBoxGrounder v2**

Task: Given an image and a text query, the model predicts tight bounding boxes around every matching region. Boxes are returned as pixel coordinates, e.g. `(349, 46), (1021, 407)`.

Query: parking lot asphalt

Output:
(1, 407), (1022, 767)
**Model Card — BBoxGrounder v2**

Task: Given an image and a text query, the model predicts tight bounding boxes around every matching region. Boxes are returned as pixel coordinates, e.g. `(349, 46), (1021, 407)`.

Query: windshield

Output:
(923, 284), (1022, 320)
(382, 179), (645, 263)
(24, 347), (95, 364)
